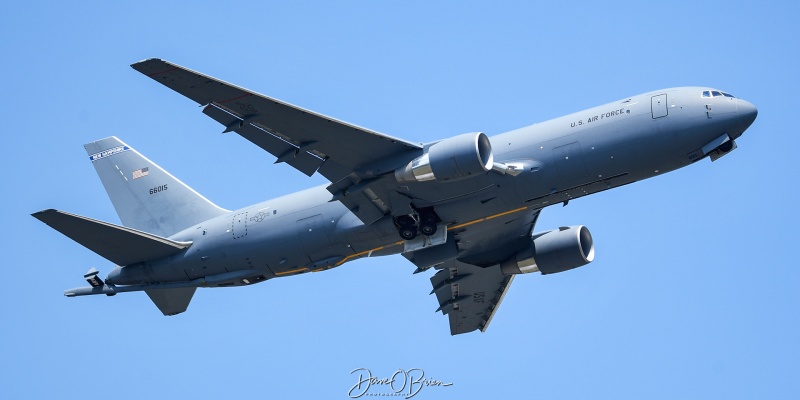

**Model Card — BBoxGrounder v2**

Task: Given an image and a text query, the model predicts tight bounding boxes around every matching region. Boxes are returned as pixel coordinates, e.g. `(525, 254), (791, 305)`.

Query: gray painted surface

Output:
(34, 60), (758, 335)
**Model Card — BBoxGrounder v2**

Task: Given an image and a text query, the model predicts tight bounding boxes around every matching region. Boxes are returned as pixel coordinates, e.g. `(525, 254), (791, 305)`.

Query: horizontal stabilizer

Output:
(32, 209), (191, 266)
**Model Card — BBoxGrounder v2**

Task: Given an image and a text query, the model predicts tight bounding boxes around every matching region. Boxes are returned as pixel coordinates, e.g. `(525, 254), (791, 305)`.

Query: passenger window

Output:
(702, 91), (711, 97)
(712, 91), (723, 97)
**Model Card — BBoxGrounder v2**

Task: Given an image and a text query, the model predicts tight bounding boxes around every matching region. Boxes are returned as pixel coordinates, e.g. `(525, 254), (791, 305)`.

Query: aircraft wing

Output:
(430, 260), (515, 335)
(407, 206), (541, 335)
(132, 59), (422, 224)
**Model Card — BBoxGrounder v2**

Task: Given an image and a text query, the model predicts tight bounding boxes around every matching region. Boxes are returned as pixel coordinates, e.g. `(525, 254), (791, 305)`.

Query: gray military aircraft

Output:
(33, 59), (757, 335)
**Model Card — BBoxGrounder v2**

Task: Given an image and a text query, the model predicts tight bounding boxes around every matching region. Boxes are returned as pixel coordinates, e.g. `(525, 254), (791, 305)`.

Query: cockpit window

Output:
(703, 90), (736, 98)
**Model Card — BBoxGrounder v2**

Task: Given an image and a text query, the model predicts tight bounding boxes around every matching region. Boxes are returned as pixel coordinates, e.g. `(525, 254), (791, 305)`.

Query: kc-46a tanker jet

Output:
(33, 59), (757, 335)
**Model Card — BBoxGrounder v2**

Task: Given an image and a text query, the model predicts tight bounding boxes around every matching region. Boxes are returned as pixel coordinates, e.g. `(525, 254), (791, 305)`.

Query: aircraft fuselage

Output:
(104, 86), (757, 288)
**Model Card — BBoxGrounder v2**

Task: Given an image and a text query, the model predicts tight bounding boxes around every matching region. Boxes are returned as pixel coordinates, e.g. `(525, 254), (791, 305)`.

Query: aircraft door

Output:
(651, 94), (668, 118)
(231, 212), (247, 239)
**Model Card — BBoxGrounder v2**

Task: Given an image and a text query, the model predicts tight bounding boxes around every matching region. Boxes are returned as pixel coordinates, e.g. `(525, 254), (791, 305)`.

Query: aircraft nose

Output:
(737, 99), (758, 132)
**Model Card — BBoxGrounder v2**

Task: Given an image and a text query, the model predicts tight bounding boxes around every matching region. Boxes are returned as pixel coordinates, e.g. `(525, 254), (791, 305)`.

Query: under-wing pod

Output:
(395, 132), (493, 183)
(501, 225), (595, 275)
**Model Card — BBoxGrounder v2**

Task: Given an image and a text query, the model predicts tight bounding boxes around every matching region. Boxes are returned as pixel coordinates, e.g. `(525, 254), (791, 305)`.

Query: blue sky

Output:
(3, 1), (798, 399)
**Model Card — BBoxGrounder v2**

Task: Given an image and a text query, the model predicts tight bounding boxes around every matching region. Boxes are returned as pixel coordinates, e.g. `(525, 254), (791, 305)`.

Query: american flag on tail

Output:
(132, 167), (149, 179)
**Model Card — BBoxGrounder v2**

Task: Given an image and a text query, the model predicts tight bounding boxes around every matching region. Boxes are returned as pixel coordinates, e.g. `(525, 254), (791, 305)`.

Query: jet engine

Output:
(395, 132), (494, 183)
(501, 225), (595, 275)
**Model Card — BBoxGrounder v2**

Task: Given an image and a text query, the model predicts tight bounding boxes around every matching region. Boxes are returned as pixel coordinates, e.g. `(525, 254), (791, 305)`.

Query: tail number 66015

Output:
(149, 184), (167, 195)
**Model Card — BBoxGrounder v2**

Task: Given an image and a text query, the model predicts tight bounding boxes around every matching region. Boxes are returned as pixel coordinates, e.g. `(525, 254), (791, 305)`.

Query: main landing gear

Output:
(394, 208), (440, 241)
(396, 215), (418, 240)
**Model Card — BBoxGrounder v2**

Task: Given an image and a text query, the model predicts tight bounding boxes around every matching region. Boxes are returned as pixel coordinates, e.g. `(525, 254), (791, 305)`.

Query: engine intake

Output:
(395, 132), (494, 183)
(501, 226), (595, 275)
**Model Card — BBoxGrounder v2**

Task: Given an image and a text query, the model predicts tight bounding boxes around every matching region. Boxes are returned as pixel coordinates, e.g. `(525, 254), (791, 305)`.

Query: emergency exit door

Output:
(651, 94), (668, 119)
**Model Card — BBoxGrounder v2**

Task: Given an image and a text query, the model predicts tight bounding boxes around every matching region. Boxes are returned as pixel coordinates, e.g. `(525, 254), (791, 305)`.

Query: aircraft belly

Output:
(579, 120), (645, 180)
(584, 114), (670, 178)
(396, 175), (500, 206)
(296, 214), (329, 253)
(259, 230), (309, 275)
(508, 112), (691, 207)
(552, 141), (589, 183)
(437, 190), (511, 228)
(350, 228), (400, 254)
(296, 213), (356, 262)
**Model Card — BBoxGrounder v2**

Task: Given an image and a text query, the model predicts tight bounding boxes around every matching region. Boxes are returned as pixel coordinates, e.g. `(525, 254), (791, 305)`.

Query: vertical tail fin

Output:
(85, 137), (228, 237)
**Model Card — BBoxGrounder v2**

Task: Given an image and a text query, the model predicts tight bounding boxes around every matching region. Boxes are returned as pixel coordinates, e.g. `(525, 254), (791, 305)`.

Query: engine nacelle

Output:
(395, 132), (494, 183)
(501, 225), (595, 275)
